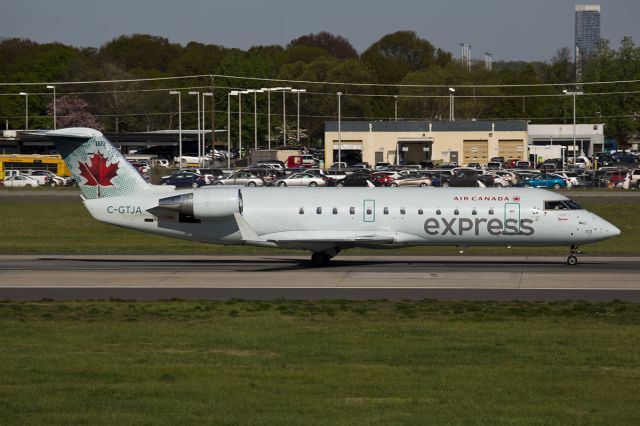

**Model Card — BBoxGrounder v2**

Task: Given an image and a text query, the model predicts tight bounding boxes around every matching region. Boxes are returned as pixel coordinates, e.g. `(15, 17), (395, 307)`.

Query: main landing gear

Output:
(567, 245), (580, 266)
(310, 248), (340, 267)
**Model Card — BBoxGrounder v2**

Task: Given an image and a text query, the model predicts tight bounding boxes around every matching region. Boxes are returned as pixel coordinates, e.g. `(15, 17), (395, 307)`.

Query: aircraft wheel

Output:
(567, 255), (578, 266)
(309, 182), (318, 187)
(552, 183), (561, 190)
(311, 252), (331, 267)
(278, 181), (287, 187)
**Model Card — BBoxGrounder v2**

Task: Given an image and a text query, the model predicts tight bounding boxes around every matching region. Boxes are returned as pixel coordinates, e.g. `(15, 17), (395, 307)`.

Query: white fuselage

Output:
(83, 187), (620, 252)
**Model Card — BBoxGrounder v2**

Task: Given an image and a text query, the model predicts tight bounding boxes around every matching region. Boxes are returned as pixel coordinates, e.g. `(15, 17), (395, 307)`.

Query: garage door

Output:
(463, 140), (488, 165)
(498, 140), (525, 161)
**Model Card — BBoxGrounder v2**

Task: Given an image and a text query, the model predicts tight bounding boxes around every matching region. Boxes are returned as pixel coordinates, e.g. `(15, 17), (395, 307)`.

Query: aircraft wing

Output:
(234, 213), (395, 244)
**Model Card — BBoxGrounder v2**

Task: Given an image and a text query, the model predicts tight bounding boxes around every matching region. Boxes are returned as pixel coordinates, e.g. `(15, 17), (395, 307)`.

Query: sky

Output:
(2, 0), (639, 62)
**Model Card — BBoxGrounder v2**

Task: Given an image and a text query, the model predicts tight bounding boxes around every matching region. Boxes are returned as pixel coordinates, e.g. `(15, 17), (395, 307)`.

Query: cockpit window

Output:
(544, 200), (583, 210)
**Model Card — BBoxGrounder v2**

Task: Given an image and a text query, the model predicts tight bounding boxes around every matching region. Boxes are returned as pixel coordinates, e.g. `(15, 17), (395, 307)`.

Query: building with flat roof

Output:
(528, 123), (604, 159)
(324, 121), (528, 167)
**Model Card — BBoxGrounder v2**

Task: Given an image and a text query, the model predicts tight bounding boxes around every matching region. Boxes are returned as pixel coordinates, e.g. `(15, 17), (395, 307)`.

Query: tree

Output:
(288, 32), (358, 60)
(361, 31), (451, 83)
(48, 96), (102, 130)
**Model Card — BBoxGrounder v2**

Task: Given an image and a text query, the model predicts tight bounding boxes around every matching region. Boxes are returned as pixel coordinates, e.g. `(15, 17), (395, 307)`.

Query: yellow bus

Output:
(0, 154), (71, 178)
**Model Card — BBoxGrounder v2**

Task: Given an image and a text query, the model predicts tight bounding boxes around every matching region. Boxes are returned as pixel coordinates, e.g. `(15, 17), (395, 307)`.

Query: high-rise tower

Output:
(575, 4), (601, 81)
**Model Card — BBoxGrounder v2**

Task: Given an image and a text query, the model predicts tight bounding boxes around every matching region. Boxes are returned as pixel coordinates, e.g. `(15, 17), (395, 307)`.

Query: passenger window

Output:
(472, 209), (477, 215)
(316, 207), (322, 214)
(332, 207), (338, 215)
(454, 209), (459, 215)
(350, 207), (355, 215)
(436, 209), (441, 215)
(418, 208), (423, 215)
(299, 207), (304, 215)
(383, 207), (389, 215)
(489, 208), (494, 215)
(400, 208), (406, 215)
(366, 208), (372, 215)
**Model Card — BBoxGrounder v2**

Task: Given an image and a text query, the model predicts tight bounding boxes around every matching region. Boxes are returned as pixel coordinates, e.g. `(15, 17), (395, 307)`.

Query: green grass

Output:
(1, 299), (640, 424)
(0, 196), (637, 255)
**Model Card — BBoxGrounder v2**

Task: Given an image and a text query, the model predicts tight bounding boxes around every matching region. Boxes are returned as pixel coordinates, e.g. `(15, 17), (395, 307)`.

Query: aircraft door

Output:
(504, 203), (520, 235)
(363, 199), (375, 222)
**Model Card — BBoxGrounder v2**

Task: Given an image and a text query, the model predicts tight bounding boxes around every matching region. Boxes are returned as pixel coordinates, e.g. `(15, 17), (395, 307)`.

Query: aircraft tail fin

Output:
(45, 127), (150, 199)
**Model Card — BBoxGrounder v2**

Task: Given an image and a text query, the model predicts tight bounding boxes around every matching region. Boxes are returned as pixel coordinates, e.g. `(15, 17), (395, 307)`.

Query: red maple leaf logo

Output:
(78, 152), (119, 186)
(513, 196), (521, 202)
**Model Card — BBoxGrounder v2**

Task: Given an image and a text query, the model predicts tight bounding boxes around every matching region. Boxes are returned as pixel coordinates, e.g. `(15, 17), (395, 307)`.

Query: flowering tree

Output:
(47, 96), (103, 130)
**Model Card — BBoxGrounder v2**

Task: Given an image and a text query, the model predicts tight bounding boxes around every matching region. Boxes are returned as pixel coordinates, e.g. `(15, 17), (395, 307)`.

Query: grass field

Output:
(0, 196), (638, 255)
(1, 299), (640, 424)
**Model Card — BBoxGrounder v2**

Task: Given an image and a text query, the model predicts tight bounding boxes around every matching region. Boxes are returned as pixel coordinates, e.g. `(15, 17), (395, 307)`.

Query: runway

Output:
(1, 254), (639, 301)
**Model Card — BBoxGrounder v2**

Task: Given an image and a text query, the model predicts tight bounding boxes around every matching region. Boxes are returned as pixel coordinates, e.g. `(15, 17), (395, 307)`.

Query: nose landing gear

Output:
(567, 245), (580, 265)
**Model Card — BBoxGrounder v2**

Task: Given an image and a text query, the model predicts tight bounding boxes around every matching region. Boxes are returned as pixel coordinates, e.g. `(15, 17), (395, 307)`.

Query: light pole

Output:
(261, 87), (283, 150)
(394, 95), (398, 121)
(169, 91), (182, 168)
(238, 90), (250, 159)
(563, 89), (583, 164)
(228, 91), (239, 169)
(282, 87), (292, 146)
(202, 92), (213, 163)
(291, 89), (306, 143)
(47, 85), (56, 129)
(448, 88), (455, 121)
(19, 92), (28, 130)
(188, 91), (201, 165)
(245, 89), (264, 151)
(337, 91), (342, 170)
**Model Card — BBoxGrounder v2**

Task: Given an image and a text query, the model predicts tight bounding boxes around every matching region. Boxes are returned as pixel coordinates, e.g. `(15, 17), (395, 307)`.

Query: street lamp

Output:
(228, 91), (240, 169)
(169, 91), (182, 168)
(394, 95), (398, 121)
(261, 87), (284, 150)
(281, 87), (292, 146)
(291, 89), (306, 143)
(337, 91), (342, 170)
(19, 92), (28, 130)
(238, 90), (251, 158)
(245, 89), (264, 151)
(448, 88), (455, 121)
(47, 85), (56, 129)
(202, 92), (213, 163)
(188, 91), (201, 165)
(563, 89), (584, 164)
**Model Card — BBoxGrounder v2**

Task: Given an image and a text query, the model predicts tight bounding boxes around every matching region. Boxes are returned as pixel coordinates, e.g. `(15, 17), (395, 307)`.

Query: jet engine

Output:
(148, 188), (242, 220)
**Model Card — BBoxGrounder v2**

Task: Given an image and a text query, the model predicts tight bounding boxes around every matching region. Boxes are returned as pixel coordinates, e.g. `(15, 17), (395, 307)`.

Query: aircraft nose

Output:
(609, 223), (621, 237)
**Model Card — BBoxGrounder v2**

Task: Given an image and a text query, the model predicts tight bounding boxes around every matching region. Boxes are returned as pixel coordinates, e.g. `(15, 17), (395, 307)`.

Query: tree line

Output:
(0, 31), (639, 146)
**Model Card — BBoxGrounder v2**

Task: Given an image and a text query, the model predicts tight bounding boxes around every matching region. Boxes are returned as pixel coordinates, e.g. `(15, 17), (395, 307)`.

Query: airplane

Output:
(44, 128), (620, 266)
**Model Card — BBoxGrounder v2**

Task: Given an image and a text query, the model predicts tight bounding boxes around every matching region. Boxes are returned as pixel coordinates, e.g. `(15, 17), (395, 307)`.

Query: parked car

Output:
(555, 171), (583, 188)
(241, 167), (279, 183)
(443, 168), (494, 187)
(160, 170), (206, 188)
(518, 173), (568, 189)
(628, 169), (640, 189)
(272, 172), (329, 187)
(23, 170), (67, 186)
(515, 161), (531, 169)
(214, 171), (265, 187)
(371, 172), (398, 187)
(387, 172), (432, 187)
(3, 175), (40, 187)
(335, 172), (373, 187)
(486, 162), (503, 170)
